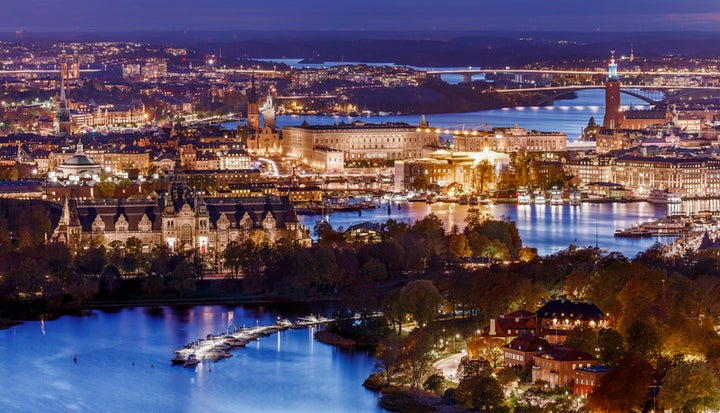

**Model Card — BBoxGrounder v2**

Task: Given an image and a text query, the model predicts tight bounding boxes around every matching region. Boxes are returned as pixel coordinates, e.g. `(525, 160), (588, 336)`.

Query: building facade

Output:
(532, 349), (599, 388)
(452, 125), (566, 153)
(51, 162), (311, 256)
(282, 120), (439, 164)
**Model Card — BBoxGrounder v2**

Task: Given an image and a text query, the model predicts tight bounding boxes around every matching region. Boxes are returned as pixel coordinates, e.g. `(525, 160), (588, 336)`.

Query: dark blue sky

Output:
(5, 0), (720, 32)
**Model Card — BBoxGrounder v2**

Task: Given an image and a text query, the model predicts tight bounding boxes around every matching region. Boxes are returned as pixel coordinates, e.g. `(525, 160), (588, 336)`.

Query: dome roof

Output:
(63, 154), (97, 166)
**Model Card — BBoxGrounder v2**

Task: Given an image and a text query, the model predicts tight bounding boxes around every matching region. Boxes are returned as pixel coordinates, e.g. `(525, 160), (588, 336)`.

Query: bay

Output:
(0, 304), (384, 413)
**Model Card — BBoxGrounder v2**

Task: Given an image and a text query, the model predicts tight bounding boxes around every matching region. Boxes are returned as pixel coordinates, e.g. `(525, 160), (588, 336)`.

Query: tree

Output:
(222, 241), (243, 279)
(564, 325), (598, 356)
(588, 352), (653, 413)
(399, 280), (442, 328)
(362, 257), (388, 282)
(597, 328), (625, 365)
(75, 245), (107, 275)
(375, 334), (403, 386)
(412, 175), (430, 191)
(625, 319), (660, 361)
(467, 336), (506, 369)
(142, 272), (164, 299)
(313, 220), (344, 246)
(399, 328), (435, 389)
(382, 290), (407, 335)
(455, 372), (506, 412)
(659, 361), (720, 413)
(94, 181), (117, 199)
(472, 159), (495, 194)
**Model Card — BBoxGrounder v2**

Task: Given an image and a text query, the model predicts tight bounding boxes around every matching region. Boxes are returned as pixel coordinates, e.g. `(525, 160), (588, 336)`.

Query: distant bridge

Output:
(0, 69), (102, 75)
(426, 68), (720, 83)
(493, 84), (720, 105)
(274, 94), (337, 99)
(217, 68), (288, 77)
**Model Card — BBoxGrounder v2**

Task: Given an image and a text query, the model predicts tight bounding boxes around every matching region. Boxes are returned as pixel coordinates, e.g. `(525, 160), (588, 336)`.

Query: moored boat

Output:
(648, 189), (682, 204)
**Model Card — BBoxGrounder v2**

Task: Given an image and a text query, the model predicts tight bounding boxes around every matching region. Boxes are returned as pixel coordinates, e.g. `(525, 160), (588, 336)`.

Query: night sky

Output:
(4, 0), (720, 32)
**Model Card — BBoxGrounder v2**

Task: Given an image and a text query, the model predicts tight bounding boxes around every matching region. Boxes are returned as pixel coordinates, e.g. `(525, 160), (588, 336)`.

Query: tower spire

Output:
(607, 50), (618, 80)
(60, 71), (66, 102)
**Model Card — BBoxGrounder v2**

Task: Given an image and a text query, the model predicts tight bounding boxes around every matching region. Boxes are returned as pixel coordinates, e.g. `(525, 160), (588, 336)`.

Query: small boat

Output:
(426, 194), (437, 204)
(184, 354), (200, 368)
(550, 189), (564, 205)
(517, 191), (531, 205)
(534, 193), (546, 204)
(458, 195), (469, 205)
(469, 196), (480, 205)
(275, 318), (293, 328)
(569, 191), (582, 205)
(171, 353), (186, 365)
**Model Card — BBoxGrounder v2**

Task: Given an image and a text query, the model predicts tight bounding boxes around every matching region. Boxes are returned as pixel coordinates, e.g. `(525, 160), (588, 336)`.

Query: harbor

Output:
(172, 315), (332, 367)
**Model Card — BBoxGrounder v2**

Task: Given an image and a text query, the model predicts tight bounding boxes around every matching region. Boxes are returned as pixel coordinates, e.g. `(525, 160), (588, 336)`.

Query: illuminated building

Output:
(282, 118), (439, 165)
(51, 160), (311, 254)
(604, 51), (622, 129)
(452, 125), (566, 153)
(55, 73), (72, 136)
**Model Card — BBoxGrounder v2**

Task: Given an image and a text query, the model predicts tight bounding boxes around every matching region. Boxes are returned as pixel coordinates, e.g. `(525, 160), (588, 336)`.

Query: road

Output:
(433, 352), (465, 383)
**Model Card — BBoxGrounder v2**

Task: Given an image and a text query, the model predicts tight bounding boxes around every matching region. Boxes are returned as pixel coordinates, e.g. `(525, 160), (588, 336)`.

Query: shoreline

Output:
(0, 295), (341, 326)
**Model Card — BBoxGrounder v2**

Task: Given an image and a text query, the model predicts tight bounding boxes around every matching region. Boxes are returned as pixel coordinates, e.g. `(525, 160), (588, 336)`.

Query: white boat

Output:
(569, 191), (582, 205)
(517, 191), (531, 205)
(648, 189), (682, 204)
(550, 189), (564, 205)
(534, 193), (546, 204)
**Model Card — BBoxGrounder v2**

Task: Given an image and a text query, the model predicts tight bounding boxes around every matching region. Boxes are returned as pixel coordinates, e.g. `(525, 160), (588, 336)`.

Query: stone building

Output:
(52, 160), (311, 256)
(282, 119), (439, 165)
(452, 125), (566, 153)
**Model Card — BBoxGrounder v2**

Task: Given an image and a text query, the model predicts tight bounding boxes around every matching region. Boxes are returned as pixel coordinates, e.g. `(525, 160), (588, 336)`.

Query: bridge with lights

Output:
(492, 84), (720, 105)
(0, 69), (103, 75)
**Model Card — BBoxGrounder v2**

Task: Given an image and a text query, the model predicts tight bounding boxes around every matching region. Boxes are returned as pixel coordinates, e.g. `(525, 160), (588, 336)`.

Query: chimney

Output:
(489, 318), (497, 336)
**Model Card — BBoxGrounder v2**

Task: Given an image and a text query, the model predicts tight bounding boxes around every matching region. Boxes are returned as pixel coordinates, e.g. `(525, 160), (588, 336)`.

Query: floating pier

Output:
(172, 315), (332, 367)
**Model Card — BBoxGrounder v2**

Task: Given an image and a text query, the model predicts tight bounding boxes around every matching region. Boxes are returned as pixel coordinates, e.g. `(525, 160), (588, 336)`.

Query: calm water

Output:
(0, 305), (384, 413)
(299, 200), (680, 259)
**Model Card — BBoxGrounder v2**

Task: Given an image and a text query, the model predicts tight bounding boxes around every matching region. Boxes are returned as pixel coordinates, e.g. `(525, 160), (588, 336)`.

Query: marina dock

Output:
(172, 315), (332, 367)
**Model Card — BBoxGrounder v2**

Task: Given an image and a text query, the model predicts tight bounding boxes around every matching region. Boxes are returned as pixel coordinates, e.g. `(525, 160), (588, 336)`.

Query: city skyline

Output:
(4, 0), (720, 33)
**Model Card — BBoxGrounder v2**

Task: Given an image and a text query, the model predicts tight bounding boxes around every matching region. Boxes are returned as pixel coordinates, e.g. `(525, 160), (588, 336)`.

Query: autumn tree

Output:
(466, 336), (506, 369)
(659, 361), (720, 413)
(375, 334), (403, 386)
(472, 159), (495, 194)
(398, 328), (436, 389)
(399, 279), (442, 328)
(588, 352), (653, 413)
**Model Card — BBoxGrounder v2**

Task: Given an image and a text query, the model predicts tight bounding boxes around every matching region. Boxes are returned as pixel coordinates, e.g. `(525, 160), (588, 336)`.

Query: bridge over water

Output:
(491, 84), (720, 105)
